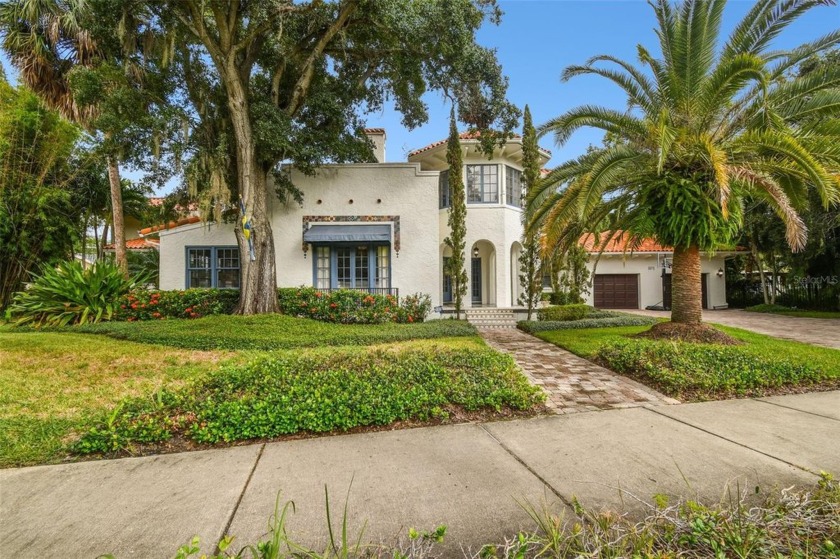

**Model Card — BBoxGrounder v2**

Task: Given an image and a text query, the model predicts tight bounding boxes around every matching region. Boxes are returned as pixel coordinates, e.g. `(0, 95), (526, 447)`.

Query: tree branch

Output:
(286, 0), (358, 116)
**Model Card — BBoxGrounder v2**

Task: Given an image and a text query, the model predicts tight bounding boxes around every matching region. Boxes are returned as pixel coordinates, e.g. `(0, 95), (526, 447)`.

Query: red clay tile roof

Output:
(408, 131), (552, 157)
(364, 128), (386, 135)
(104, 238), (160, 251)
(580, 232), (672, 253)
(138, 216), (201, 236)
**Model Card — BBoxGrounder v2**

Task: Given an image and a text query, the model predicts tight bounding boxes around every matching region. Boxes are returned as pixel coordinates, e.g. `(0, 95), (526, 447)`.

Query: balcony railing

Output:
(314, 287), (399, 298)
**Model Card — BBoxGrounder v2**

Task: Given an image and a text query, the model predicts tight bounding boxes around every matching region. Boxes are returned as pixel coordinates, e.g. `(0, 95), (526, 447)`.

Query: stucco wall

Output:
(158, 163), (442, 305)
(583, 254), (728, 309)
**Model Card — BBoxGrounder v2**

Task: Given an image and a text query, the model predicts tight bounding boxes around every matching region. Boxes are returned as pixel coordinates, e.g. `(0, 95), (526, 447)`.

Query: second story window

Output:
(439, 170), (450, 209)
(467, 164), (498, 203)
(506, 166), (523, 207)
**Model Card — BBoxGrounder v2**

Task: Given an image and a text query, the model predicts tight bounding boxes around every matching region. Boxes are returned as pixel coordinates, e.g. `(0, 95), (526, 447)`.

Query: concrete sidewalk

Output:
(2, 391), (838, 558)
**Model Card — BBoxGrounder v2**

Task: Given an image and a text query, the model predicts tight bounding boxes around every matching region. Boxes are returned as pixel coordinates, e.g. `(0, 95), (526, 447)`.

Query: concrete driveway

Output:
(624, 308), (840, 349)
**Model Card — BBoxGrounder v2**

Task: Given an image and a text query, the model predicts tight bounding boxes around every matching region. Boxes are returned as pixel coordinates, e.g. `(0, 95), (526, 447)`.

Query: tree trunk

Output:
(107, 155), (128, 276)
(670, 244), (703, 324)
(224, 68), (279, 315)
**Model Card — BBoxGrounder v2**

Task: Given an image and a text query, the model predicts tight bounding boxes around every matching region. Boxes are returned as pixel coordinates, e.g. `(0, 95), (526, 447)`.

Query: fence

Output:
(313, 287), (400, 298)
(727, 277), (840, 310)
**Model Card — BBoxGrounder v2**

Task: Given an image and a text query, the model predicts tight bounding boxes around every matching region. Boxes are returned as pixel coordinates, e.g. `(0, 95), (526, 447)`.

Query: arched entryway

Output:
(470, 240), (497, 307)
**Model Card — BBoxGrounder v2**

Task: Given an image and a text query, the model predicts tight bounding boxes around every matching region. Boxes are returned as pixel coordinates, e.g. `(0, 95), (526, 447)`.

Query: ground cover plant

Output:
(0, 314), (537, 466)
(74, 314), (477, 351)
(745, 303), (840, 319)
(75, 343), (544, 455)
(0, 325), (230, 467)
(536, 325), (840, 400)
(115, 475), (839, 558)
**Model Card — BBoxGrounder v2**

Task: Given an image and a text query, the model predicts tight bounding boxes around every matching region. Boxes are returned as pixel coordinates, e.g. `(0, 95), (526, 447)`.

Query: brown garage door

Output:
(594, 274), (639, 309)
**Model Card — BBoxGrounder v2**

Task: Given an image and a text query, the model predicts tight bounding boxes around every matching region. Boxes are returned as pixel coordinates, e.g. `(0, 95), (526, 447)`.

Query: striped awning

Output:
(303, 224), (391, 243)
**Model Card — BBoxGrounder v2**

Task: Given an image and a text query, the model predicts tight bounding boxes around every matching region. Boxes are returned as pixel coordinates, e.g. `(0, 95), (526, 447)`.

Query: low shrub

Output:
(518, 315), (658, 334)
(537, 303), (592, 322)
(745, 303), (794, 313)
(596, 338), (826, 399)
(278, 287), (431, 324)
(6, 260), (149, 327)
(75, 346), (544, 452)
(115, 289), (239, 321)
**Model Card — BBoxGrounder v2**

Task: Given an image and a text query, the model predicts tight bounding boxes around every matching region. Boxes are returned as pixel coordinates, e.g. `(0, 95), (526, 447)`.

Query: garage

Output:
(594, 274), (639, 309)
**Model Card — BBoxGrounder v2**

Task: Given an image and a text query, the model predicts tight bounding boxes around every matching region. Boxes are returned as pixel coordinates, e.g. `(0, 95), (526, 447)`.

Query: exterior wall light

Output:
(717, 268), (724, 278)
(473, 246), (480, 258)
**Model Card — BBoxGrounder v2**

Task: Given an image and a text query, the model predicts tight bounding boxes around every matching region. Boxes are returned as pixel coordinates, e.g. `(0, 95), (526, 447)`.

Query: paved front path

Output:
(479, 328), (678, 413)
(3, 392), (838, 558)
(623, 309), (840, 349)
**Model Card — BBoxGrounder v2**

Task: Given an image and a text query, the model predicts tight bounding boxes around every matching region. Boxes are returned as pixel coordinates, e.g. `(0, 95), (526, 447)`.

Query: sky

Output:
(2, 0), (839, 194)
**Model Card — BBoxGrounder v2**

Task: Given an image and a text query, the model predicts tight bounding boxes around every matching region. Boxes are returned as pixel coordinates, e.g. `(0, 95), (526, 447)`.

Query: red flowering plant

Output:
(115, 289), (239, 321)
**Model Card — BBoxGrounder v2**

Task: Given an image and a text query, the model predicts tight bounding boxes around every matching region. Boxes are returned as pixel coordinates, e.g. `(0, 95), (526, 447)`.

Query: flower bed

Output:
(278, 287), (431, 324)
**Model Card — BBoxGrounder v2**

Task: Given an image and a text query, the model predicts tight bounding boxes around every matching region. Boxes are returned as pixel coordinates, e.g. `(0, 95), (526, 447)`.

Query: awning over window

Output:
(303, 224), (391, 243)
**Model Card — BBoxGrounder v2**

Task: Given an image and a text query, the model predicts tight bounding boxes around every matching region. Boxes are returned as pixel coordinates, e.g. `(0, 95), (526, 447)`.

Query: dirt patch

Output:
(635, 322), (742, 345)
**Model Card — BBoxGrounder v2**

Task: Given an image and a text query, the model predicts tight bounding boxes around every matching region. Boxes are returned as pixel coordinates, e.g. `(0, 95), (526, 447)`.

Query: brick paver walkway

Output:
(479, 328), (679, 414)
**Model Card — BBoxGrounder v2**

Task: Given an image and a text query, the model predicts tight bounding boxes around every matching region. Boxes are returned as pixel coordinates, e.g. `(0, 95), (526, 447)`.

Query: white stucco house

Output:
(139, 129), (735, 315)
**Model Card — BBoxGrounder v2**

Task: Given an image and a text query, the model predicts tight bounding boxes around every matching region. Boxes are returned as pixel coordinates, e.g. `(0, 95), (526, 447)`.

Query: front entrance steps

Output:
(464, 308), (518, 329)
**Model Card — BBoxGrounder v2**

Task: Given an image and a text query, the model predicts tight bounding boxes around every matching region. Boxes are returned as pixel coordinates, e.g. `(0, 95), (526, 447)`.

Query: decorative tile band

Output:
(302, 215), (401, 253)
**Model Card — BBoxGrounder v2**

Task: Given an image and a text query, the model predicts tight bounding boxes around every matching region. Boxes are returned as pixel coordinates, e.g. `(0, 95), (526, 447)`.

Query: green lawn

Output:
(1, 317), (539, 467)
(535, 324), (840, 400)
(75, 313), (478, 350)
(0, 328), (232, 467)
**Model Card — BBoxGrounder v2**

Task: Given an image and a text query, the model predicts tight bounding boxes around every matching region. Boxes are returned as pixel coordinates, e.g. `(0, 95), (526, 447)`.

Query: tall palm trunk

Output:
(107, 154), (127, 276)
(670, 244), (703, 324)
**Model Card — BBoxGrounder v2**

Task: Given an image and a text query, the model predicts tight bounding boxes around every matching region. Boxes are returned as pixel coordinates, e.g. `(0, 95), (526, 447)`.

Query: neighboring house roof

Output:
(138, 216), (202, 236)
(580, 232), (672, 254)
(104, 238), (160, 252)
(580, 231), (746, 254)
(408, 131), (552, 157)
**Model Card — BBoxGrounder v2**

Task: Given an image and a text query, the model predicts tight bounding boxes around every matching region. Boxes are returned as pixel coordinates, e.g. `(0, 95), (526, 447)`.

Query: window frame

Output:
(439, 170), (451, 209)
(311, 243), (392, 290)
(505, 165), (523, 208)
(466, 164), (499, 204)
(185, 246), (241, 289)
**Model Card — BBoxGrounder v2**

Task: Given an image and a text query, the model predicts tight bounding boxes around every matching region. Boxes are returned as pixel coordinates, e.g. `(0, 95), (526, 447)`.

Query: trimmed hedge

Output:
(519, 315), (659, 334)
(115, 287), (431, 324)
(745, 303), (793, 313)
(278, 287), (430, 324)
(537, 303), (592, 322)
(74, 346), (544, 453)
(597, 339), (826, 399)
(115, 289), (239, 321)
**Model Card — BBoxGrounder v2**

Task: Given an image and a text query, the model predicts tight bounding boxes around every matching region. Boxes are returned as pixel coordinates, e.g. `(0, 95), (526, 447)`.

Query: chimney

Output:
(365, 128), (386, 163)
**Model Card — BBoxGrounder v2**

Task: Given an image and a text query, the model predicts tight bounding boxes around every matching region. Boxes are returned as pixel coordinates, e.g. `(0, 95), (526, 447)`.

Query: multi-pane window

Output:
(439, 170), (450, 209)
(336, 248), (352, 288)
(216, 248), (240, 288)
(466, 164), (498, 203)
(506, 166), (523, 207)
(315, 246), (330, 289)
(376, 246), (390, 288)
(355, 246), (370, 289)
(313, 244), (391, 291)
(187, 247), (240, 288)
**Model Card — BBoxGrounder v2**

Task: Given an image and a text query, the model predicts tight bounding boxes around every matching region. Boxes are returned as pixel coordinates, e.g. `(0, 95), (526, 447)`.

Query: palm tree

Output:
(527, 0), (840, 332)
(0, 0), (128, 274)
